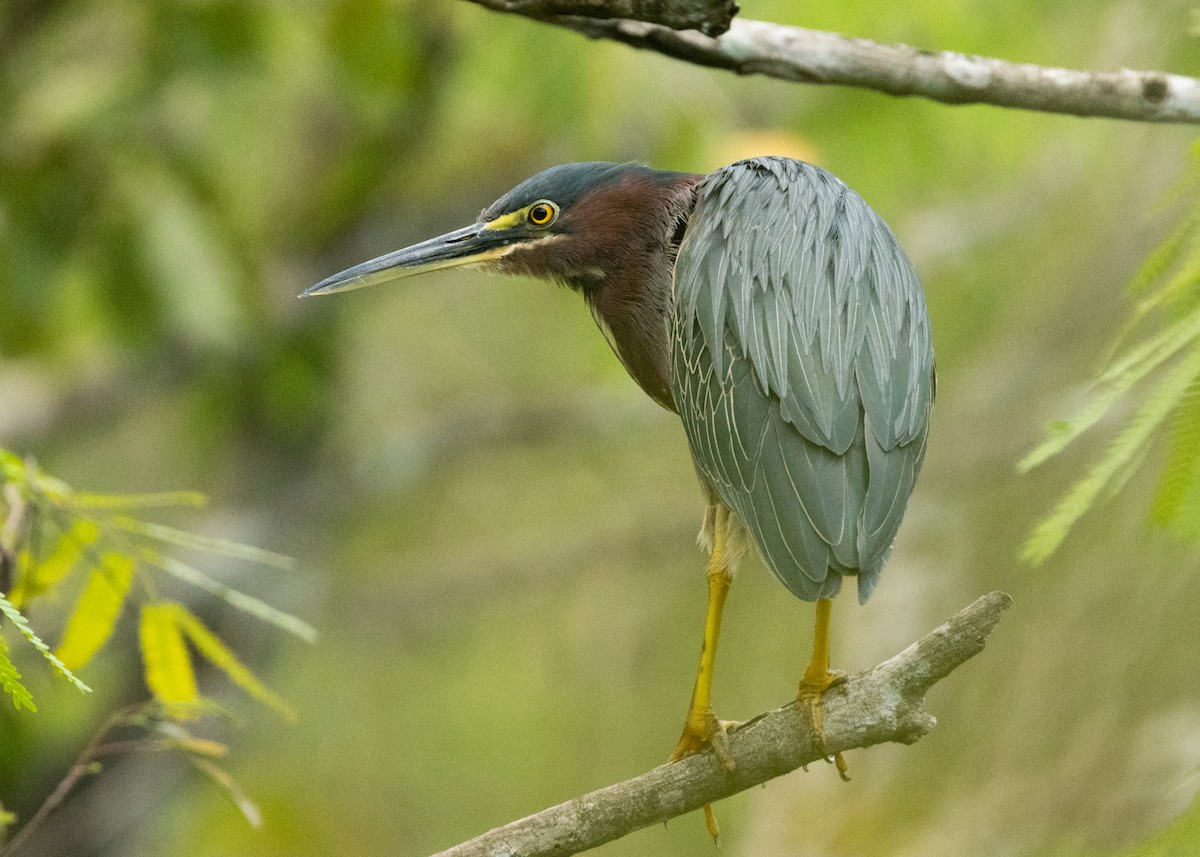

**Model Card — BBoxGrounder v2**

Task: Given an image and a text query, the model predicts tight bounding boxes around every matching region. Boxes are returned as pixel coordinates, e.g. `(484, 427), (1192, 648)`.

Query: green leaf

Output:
(55, 553), (136, 671)
(1023, 344), (1200, 564)
(0, 637), (36, 712)
(1126, 209), (1197, 298)
(1151, 378), (1200, 538)
(1098, 302), (1200, 387)
(70, 492), (207, 511)
(0, 592), (91, 694)
(171, 604), (295, 721)
(144, 551), (316, 643)
(8, 518), (101, 607)
(190, 757), (263, 829)
(1024, 147), (1200, 559)
(1019, 303), (1200, 474)
(139, 602), (198, 717)
(0, 450), (25, 483)
(113, 518), (294, 571)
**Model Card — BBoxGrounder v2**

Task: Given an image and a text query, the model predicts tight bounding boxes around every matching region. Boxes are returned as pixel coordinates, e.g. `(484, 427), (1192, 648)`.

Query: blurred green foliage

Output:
(0, 446), (308, 714)
(1, 1), (1200, 856)
(0, 446), (312, 849)
(1022, 142), (1200, 559)
(0, 0), (452, 466)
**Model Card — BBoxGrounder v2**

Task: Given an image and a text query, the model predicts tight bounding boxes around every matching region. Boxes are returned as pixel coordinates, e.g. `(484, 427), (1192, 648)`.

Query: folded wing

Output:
(671, 157), (934, 602)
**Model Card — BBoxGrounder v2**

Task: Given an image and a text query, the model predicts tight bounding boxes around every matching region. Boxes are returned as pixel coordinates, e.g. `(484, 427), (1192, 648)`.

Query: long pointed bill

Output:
(301, 222), (514, 297)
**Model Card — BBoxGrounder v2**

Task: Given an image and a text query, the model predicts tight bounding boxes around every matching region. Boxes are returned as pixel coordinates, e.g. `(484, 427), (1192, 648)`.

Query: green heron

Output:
(305, 157), (933, 821)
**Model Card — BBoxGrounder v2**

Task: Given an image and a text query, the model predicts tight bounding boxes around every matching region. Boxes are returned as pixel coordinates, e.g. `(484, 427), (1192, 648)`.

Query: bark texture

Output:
(431, 590), (1013, 857)
(469, 0), (737, 36)
(467, 3), (1200, 124)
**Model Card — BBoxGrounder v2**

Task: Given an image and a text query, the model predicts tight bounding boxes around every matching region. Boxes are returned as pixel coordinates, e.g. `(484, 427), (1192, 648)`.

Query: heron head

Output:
(302, 162), (700, 297)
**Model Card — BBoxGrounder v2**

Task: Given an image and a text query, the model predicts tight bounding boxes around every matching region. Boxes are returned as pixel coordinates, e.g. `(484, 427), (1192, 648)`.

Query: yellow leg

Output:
(798, 598), (839, 692)
(670, 505), (734, 769)
(797, 598), (850, 781)
(670, 506), (736, 844)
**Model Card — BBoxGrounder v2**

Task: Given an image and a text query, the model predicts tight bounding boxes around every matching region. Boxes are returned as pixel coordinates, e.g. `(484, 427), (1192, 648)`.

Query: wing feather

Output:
(672, 157), (933, 602)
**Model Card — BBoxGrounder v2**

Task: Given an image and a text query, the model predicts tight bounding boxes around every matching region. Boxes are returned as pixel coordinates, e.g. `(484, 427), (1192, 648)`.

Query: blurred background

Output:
(1, 1), (1198, 855)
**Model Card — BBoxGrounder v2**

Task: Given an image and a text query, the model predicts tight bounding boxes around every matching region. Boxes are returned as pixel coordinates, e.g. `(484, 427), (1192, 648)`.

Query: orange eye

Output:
(528, 201), (557, 227)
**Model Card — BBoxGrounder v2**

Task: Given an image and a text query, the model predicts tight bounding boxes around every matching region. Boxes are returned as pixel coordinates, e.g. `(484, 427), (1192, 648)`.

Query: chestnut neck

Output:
(573, 172), (701, 412)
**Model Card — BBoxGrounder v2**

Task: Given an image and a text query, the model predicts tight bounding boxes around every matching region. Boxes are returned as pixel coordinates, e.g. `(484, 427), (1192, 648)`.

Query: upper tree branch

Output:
(466, 3), (1200, 124)
(430, 591), (1012, 857)
(467, 0), (737, 35)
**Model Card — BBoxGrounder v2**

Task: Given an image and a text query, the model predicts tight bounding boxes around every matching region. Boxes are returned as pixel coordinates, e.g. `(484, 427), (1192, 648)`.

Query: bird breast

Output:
(586, 269), (678, 412)
(576, 176), (700, 413)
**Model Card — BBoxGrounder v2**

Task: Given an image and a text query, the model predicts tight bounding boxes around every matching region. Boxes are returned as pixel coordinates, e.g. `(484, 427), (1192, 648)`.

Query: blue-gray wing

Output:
(671, 157), (933, 603)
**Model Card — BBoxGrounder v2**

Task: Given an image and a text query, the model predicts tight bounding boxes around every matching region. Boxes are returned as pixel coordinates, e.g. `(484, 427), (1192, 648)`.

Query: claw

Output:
(796, 671), (851, 782)
(704, 803), (721, 845)
(833, 751), (850, 781)
(670, 708), (735, 771)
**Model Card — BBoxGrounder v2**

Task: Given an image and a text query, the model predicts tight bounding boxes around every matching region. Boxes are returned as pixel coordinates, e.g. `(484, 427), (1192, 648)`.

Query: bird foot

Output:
(797, 670), (850, 782)
(796, 667), (847, 698)
(671, 713), (740, 845)
(669, 708), (737, 771)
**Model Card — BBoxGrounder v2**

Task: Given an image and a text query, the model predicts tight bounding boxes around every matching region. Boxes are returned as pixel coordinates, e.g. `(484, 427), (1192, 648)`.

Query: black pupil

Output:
(533, 205), (549, 223)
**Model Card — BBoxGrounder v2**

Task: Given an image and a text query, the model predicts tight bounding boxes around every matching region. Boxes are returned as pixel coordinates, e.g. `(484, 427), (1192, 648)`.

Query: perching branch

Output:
(430, 590), (1012, 857)
(465, 3), (1200, 124)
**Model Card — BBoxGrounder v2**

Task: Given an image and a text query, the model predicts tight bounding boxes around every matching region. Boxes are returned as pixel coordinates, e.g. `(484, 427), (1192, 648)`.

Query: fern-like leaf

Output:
(1023, 143), (1200, 560)
(143, 551), (316, 643)
(113, 518), (294, 571)
(55, 554), (136, 671)
(1020, 302), (1200, 473)
(190, 758), (263, 829)
(1127, 208), (1197, 298)
(4, 447), (313, 720)
(170, 604), (295, 721)
(1024, 344), (1200, 564)
(0, 637), (36, 712)
(71, 492), (207, 510)
(8, 518), (101, 608)
(139, 602), (198, 717)
(0, 593), (91, 693)
(1151, 378), (1200, 538)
